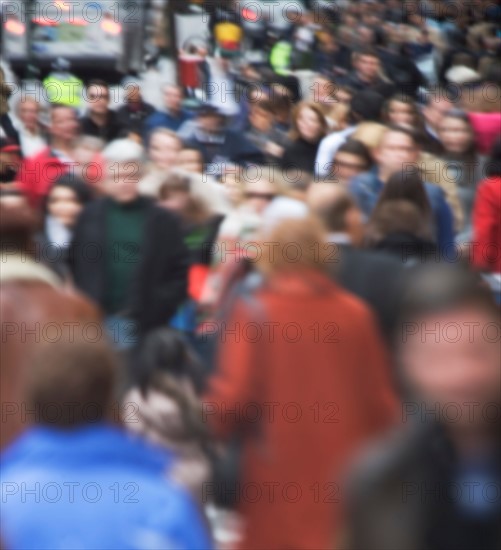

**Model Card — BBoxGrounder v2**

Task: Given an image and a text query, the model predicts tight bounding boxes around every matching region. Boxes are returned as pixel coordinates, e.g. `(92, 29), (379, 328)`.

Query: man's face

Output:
(423, 98), (453, 131)
(18, 100), (39, 130)
(148, 133), (182, 169)
(105, 161), (140, 203)
(87, 85), (110, 115)
(375, 131), (419, 172)
(354, 54), (380, 82)
(400, 307), (501, 429)
(197, 113), (223, 134)
(332, 151), (369, 184)
(50, 107), (79, 142)
(125, 84), (141, 103)
(163, 86), (183, 112)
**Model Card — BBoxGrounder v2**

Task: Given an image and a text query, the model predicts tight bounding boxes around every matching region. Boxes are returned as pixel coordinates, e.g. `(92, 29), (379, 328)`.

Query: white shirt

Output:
(16, 124), (47, 158)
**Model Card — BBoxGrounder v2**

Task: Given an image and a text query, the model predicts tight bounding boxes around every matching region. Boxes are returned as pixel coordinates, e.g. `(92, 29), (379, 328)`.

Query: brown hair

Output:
(26, 338), (118, 428)
(289, 101), (328, 142)
(367, 199), (433, 244)
(158, 172), (211, 225)
(257, 216), (330, 276)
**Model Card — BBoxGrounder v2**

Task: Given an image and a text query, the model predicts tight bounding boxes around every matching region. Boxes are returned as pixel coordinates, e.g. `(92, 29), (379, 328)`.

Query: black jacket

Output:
(70, 197), (189, 334)
(281, 137), (320, 175)
(115, 101), (156, 136)
(328, 243), (406, 344)
(79, 110), (128, 142)
(347, 422), (501, 550)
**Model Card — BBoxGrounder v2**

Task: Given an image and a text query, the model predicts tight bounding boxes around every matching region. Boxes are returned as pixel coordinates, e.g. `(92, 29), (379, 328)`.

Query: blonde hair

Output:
(352, 122), (387, 150)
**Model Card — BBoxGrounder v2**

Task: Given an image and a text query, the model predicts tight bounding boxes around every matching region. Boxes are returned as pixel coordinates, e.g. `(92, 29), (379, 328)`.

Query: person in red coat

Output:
(472, 176), (501, 274)
(203, 217), (399, 549)
(16, 104), (80, 208)
(471, 141), (501, 275)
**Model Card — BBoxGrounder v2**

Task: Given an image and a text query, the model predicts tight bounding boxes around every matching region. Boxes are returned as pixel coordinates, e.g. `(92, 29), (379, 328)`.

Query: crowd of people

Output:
(1, 0), (500, 548)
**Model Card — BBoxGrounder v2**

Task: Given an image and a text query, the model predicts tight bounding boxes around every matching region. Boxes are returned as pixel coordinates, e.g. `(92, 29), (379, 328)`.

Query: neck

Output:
(378, 167), (392, 183)
(51, 138), (72, 155)
(90, 111), (108, 126)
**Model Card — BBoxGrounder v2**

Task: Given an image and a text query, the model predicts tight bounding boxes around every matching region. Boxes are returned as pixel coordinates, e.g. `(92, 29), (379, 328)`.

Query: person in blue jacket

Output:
(349, 125), (455, 256)
(0, 338), (213, 550)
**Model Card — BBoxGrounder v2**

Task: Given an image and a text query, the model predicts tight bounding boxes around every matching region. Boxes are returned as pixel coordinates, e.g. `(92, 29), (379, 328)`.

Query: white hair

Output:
(102, 139), (144, 163)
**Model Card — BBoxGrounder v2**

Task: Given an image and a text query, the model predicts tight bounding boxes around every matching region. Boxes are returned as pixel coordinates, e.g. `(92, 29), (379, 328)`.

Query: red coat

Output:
(16, 147), (68, 208)
(204, 269), (398, 549)
(472, 177), (501, 273)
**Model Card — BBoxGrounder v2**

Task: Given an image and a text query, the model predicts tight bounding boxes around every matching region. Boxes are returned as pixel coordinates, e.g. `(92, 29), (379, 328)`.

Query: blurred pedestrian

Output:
(1, 338), (213, 549)
(15, 104), (80, 208)
(37, 174), (92, 279)
(123, 328), (212, 501)
(204, 217), (398, 549)
(143, 84), (193, 140)
(71, 139), (189, 346)
(346, 265), (500, 550)
(349, 126), (455, 253)
(14, 97), (47, 158)
(281, 101), (328, 176)
(115, 80), (155, 140)
(80, 80), (127, 143)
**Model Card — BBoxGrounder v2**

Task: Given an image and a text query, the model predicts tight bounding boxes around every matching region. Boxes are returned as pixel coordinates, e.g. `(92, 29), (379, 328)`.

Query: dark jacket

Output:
(371, 232), (439, 265)
(115, 101), (155, 136)
(347, 422), (501, 550)
(71, 196), (189, 334)
(281, 137), (320, 175)
(185, 128), (265, 168)
(329, 243), (406, 343)
(79, 110), (127, 142)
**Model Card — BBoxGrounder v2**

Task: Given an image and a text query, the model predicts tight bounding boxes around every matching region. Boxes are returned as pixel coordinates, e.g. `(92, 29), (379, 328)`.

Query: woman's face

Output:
(160, 191), (190, 215)
(47, 186), (82, 228)
(387, 100), (415, 127)
(148, 133), (181, 169)
(296, 107), (324, 142)
(438, 116), (474, 154)
(177, 149), (203, 173)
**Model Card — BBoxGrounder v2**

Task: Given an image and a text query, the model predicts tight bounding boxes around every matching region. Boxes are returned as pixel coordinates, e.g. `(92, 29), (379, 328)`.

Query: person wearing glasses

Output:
(80, 80), (127, 143)
(325, 139), (373, 185)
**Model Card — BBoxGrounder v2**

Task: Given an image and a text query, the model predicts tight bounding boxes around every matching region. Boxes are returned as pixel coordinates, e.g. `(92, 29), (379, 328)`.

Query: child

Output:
(123, 329), (212, 502)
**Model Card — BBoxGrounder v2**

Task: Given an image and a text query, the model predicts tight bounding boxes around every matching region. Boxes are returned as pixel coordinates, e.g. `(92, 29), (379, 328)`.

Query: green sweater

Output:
(105, 199), (146, 315)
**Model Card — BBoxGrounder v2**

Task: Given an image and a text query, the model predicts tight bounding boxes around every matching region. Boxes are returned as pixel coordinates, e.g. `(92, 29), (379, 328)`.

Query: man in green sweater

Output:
(71, 139), (189, 349)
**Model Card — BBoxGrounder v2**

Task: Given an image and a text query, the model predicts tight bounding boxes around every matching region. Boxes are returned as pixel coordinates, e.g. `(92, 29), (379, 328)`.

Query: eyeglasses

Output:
(332, 160), (367, 170)
(245, 192), (276, 201)
(88, 94), (109, 100)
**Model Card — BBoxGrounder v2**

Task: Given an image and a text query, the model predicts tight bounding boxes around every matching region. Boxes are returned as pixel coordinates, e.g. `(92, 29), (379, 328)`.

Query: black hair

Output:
(87, 79), (110, 90)
(335, 138), (372, 170)
(132, 328), (205, 395)
(51, 173), (93, 204)
(398, 264), (499, 325)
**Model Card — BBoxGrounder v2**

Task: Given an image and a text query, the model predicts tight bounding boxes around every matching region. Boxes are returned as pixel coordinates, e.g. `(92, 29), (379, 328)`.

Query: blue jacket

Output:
(143, 109), (193, 141)
(349, 168), (455, 255)
(1, 425), (213, 550)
